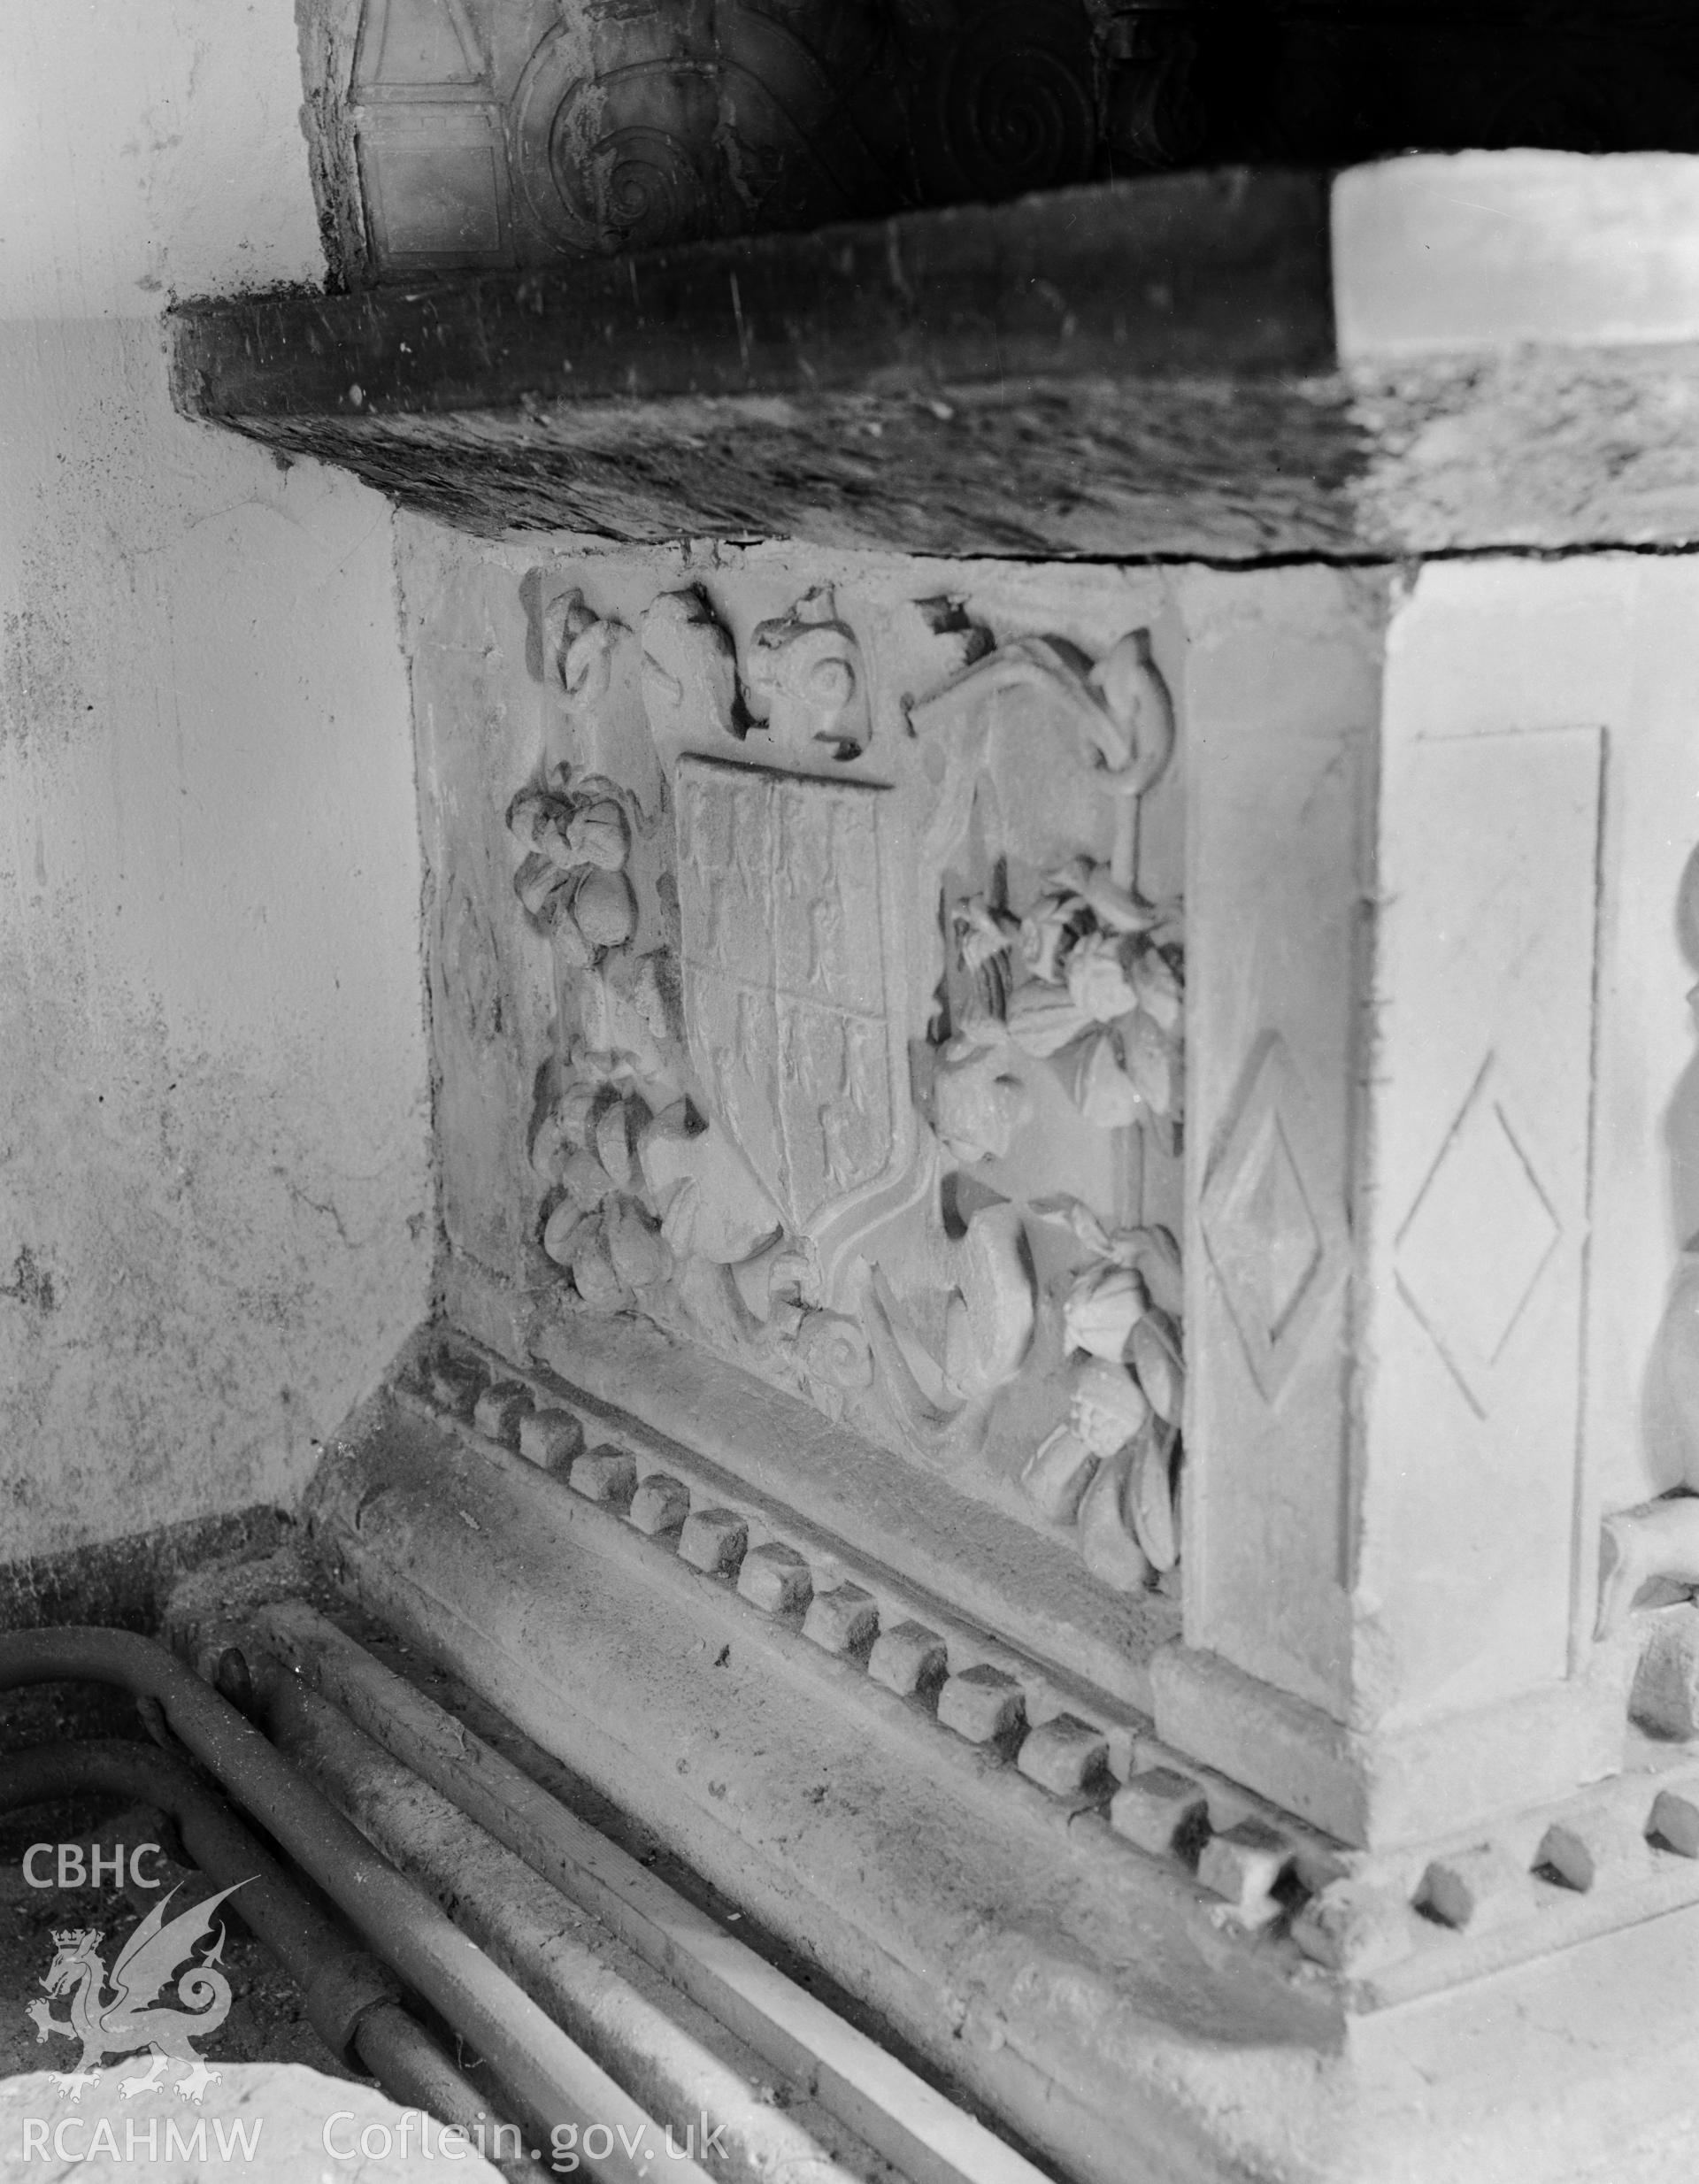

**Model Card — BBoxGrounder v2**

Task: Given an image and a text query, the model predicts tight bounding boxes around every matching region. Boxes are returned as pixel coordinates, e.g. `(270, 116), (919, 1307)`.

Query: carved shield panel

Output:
(674, 757), (910, 1236)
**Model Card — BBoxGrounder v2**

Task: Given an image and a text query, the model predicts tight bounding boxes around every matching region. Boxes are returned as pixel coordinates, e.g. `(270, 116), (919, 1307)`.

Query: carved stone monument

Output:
(173, 151), (1699, 2184)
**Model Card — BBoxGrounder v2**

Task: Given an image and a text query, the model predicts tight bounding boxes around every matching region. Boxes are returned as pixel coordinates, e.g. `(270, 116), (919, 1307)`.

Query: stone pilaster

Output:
(1161, 562), (1624, 1848)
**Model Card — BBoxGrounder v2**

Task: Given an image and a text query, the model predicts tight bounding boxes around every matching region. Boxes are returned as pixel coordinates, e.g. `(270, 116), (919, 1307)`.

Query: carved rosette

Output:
(505, 566), (1184, 1597)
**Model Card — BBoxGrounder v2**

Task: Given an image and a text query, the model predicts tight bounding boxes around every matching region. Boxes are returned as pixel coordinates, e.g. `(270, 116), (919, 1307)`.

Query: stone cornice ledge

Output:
(168, 153), (1699, 561)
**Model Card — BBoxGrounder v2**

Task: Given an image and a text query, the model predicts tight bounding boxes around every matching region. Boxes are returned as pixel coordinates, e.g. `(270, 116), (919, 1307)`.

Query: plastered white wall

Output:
(0, 1), (324, 321)
(0, 6), (431, 1564)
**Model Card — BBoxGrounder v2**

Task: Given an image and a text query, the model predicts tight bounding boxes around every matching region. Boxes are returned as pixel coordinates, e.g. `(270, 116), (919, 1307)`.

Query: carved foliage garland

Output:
(504, 570), (1184, 1596)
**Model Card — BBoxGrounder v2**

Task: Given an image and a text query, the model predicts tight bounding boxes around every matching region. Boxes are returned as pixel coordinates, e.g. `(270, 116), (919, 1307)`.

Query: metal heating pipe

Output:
(0, 1627), (706, 2184)
(0, 1738), (499, 2146)
(248, 1659), (882, 2184)
(245, 1597), (1053, 2184)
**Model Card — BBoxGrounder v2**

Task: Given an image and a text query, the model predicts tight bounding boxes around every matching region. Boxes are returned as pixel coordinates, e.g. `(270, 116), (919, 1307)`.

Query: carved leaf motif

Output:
(932, 1039), (1029, 1164)
(1122, 1010), (1178, 1118)
(747, 588), (870, 758)
(1075, 869), (1162, 936)
(540, 589), (628, 713)
(1005, 982), (1092, 1057)
(509, 790), (576, 867)
(1070, 1358), (1149, 1457)
(570, 1227), (632, 1314)
(1132, 946), (1182, 1032)
(1127, 1418), (1179, 1573)
(1077, 1450), (1153, 1593)
(1065, 933), (1138, 1022)
(1071, 1032), (1142, 1129)
(1063, 1264), (1148, 1363)
(942, 1204), (1036, 1399)
(542, 1199), (586, 1267)
(1130, 1308), (1184, 1427)
(515, 850), (570, 920)
(560, 1149), (619, 1211)
(605, 1199), (673, 1291)
(565, 800), (630, 871)
(1020, 1424), (1098, 1524)
(594, 1096), (646, 1189)
(531, 1083), (601, 1183)
(640, 589), (743, 747)
(1029, 1193), (1115, 1257)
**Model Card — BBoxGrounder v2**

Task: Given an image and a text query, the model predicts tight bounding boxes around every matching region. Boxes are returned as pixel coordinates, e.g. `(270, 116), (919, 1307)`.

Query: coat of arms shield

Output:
(673, 757), (916, 1271)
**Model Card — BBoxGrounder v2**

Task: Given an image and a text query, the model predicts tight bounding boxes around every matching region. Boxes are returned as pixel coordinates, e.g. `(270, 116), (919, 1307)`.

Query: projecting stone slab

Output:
(737, 1541), (812, 1616)
(568, 1444), (638, 1509)
(473, 1380), (532, 1444)
(427, 1354), (482, 1419)
(937, 1665), (1026, 1746)
(1416, 1845), (1529, 1933)
(868, 1621), (949, 1698)
(1630, 1603), (1699, 1738)
(1650, 1779), (1699, 1857)
(1537, 1796), (1655, 1893)
(1109, 1768), (1211, 1860)
(1197, 1819), (1295, 1921)
(1291, 1878), (1416, 1976)
(518, 1408), (584, 1473)
(1018, 1715), (1111, 1796)
(678, 1508), (749, 1576)
(803, 1585), (880, 1657)
(628, 1473), (691, 1537)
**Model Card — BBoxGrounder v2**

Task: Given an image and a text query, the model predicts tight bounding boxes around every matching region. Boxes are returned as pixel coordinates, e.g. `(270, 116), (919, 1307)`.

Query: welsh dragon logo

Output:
(27, 1882), (245, 2091)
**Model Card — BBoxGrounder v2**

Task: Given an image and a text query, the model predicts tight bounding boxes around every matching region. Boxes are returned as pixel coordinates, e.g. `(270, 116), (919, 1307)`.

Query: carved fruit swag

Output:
(1023, 1198), (1185, 1593)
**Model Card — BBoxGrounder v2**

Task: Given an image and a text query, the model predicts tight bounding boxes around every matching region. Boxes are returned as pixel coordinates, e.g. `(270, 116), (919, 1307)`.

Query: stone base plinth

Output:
(286, 1355), (1699, 2184)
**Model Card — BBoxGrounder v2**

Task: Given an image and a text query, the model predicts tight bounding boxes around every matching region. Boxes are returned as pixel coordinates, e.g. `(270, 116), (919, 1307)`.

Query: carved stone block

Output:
(1415, 1845), (1529, 1933)
(1537, 1796), (1654, 1893)
(736, 1541), (812, 1616)
(628, 1473), (691, 1537)
(426, 1352), (483, 1419)
(867, 1620), (949, 1698)
(518, 1408), (585, 1473)
(802, 1584), (880, 1658)
(1107, 1766), (1209, 1859)
(1290, 1879), (1414, 1975)
(568, 1444), (638, 1509)
(937, 1665), (1026, 1745)
(1017, 1714), (1110, 1796)
(1649, 1779), (1699, 1857)
(1195, 1819), (1294, 1921)
(678, 1507), (749, 1576)
(473, 1380), (533, 1444)
(1630, 1603), (1699, 1738)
